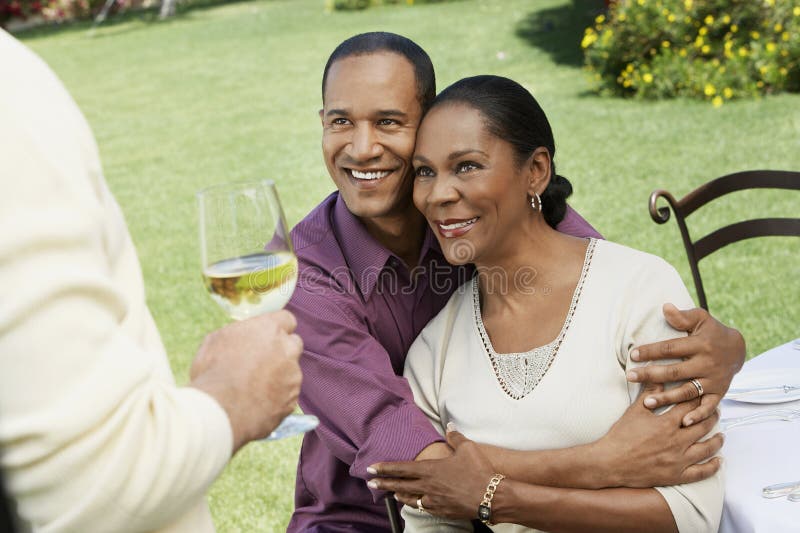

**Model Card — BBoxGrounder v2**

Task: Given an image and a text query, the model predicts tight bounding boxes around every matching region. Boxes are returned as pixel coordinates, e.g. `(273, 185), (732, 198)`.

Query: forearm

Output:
(481, 441), (614, 489)
(492, 480), (677, 533)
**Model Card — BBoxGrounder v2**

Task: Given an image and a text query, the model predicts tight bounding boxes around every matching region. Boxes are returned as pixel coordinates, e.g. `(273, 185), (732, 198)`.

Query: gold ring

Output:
(416, 497), (425, 513)
(690, 378), (704, 397)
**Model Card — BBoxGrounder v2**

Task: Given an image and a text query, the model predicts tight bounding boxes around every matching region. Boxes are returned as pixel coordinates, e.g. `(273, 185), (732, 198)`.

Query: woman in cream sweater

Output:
(384, 75), (723, 533)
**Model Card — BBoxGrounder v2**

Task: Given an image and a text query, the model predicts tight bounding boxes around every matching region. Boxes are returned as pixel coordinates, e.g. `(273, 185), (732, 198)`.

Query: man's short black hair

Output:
(321, 32), (436, 111)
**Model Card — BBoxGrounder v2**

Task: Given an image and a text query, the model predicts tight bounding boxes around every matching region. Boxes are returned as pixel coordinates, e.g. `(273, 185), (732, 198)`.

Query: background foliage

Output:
(16, 0), (800, 529)
(584, 0), (800, 104)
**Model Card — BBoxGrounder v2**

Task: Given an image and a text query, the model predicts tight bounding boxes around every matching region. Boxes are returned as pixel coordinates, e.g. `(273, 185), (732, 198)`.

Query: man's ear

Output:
(526, 146), (552, 198)
(319, 109), (324, 126)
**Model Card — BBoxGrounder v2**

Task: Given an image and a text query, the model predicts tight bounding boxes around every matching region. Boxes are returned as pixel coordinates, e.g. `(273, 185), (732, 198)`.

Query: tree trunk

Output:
(159, 0), (176, 19)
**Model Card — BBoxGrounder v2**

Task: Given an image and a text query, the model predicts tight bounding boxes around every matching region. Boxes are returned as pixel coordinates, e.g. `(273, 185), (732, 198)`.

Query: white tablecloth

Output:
(720, 339), (800, 533)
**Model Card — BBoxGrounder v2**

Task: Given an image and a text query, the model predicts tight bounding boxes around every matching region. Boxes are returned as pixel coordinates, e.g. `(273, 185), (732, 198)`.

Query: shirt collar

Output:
(332, 193), (442, 299)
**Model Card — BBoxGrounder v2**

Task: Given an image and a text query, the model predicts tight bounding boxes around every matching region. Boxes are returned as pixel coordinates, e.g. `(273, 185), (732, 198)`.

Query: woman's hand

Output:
(626, 303), (745, 426)
(592, 382), (724, 489)
(368, 429), (495, 520)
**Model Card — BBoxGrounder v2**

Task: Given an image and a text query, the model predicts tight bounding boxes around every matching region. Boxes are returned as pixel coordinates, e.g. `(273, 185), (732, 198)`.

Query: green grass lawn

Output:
(17, 0), (800, 530)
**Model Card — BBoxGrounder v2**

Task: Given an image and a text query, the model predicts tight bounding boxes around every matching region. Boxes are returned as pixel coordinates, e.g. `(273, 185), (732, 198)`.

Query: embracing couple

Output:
(287, 32), (744, 533)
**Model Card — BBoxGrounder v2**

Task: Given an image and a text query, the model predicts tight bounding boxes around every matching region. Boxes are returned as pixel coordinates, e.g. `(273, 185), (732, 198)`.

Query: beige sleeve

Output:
(0, 30), (232, 533)
(402, 295), (473, 532)
(620, 255), (724, 533)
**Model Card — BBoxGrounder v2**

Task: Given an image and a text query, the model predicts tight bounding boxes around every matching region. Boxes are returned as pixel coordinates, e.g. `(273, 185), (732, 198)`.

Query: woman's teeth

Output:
(351, 170), (391, 180)
(439, 217), (478, 230)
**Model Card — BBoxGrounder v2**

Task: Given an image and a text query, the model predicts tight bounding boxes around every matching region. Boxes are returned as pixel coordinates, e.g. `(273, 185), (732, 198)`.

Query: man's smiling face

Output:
(320, 52), (422, 222)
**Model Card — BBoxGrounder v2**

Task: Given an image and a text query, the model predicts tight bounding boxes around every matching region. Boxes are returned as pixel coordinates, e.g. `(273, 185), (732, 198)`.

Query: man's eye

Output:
(331, 118), (350, 126)
(377, 118), (399, 126)
(415, 166), (434, 178)
(456, 161), (480, 173)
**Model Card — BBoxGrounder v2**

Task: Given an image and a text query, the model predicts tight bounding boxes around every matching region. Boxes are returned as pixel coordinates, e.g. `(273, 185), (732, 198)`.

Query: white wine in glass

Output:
(197, 180), (318, 440)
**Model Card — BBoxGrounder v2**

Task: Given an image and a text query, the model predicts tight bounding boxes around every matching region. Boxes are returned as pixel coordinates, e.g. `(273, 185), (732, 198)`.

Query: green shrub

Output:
(583, 0), (800, 105)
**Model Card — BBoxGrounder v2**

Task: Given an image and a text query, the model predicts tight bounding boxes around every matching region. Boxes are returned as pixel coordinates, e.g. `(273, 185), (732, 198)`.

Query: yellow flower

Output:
(757, 81), (764, 88)
(662, 40), (671, 48)
(704, 83), (716, 96)
(766, 42), (776, 53)
(723, 87), (733, 99)
(774, 24), (783, 33)
(722, 14), (731, 24)
(679, 48), (687, 57)
(782, 32), (790, 42)
(643, 73), (654, 83)
(711, 58), (720, 67)
(712, 96), (723, 108)
(751, 31), (760, 40)
(623, 79), (633, 88)
(781, 50), (789, 57)
(765, 0), (774, 5)
(759, 65), (769, 75)
(684, 0), (692, 9)
(731, 24), (738, 33)
(685, 16), (692, 24)
(794, 6), (800, 17)
(581, 33), (598, 48)
(662, 8), (669, 16)
(738, 46), (749, 57)
(695, 36), (704, 47)
(780, 67), (788, 76)
(724, 40), (733, 50)
(702, 44), (710, 54)
(704, 15), (714, 25)
(626, 63), (634, 73)
(668, 13), (676, 22)
(699, 27), (708, 36)
(595, 14), (605, 24)
(619, 13), (627, 22)
(718, 66), (726, 73)
(637, 0), (644, 5)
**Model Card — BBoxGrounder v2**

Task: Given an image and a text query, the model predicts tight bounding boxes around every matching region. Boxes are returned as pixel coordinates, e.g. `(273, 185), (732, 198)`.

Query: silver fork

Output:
(720, 408), (800, 431)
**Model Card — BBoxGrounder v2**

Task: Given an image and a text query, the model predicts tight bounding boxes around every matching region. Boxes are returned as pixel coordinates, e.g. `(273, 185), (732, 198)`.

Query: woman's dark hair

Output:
(322, 32), (436, 112)
(431, 75), (573, 228)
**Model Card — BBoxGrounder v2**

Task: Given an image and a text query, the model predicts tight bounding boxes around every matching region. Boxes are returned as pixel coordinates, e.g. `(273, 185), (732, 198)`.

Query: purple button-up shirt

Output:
(286, 192), (601, 532)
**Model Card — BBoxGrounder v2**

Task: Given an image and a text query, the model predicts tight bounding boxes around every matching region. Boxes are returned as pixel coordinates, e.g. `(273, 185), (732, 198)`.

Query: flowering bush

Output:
(1, 0), (150, 27)
(583, 0), (800, 105)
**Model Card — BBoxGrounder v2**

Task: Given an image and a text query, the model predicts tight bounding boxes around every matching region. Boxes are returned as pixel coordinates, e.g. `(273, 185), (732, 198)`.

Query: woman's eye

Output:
(456, 161), (480, 173)
(415, 166), (434, 178)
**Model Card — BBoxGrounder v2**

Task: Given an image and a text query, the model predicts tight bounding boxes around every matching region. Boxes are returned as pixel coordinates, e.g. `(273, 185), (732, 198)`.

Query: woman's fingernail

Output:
(631, 349), (640, 361)
(684, 417), (694, 427)
(367, 466), (377, 475)
(446, 421), (457, 433)
(626, 371), (638, 381)
(367, 480), (378, 489)
(644, 397), (657, 408)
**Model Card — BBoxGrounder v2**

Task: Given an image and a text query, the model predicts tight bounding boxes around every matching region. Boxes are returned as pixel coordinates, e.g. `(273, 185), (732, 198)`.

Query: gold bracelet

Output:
(477, 473), (505, 526)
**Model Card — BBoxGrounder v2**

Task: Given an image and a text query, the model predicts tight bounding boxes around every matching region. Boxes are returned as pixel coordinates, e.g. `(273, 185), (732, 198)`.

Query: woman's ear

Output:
(526, 146), (552, 198)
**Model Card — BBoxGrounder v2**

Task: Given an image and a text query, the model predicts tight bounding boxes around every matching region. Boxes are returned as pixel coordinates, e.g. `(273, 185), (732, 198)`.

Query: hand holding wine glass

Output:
(197, 180), (318, 440)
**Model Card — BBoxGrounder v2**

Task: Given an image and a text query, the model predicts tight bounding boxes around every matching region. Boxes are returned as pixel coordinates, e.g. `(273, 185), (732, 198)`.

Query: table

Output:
(720, 339), (800, 533)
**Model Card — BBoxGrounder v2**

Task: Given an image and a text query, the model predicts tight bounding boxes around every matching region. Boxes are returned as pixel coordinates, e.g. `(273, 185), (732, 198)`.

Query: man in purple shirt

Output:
(286, 33), (744, 532)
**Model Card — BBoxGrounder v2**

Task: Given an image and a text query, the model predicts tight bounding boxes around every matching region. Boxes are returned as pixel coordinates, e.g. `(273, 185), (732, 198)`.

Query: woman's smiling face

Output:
(412, 103), (536, 265)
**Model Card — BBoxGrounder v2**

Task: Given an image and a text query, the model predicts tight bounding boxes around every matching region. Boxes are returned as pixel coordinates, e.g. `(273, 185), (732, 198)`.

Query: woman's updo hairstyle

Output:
(430, 75), (572, 228)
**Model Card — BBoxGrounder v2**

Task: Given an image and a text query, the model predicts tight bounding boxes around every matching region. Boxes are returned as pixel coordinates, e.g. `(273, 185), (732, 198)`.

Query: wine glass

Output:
(197, 180), (318, 440)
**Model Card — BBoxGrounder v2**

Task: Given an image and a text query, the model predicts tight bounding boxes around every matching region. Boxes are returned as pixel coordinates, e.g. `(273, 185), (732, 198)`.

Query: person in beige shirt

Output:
(0, 29), (303, 532)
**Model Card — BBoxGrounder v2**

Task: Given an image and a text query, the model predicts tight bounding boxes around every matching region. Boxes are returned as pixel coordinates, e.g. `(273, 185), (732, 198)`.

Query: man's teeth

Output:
(351, 170), (391, 180)
(440, 218), (478, 230)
